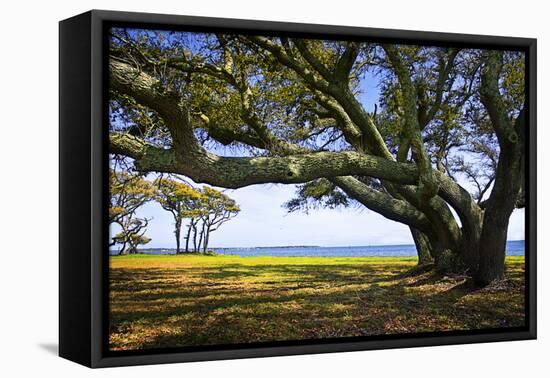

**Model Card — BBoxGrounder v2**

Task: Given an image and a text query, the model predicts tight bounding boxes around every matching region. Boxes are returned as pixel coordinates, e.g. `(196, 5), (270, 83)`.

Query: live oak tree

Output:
(108, 29), (525, 285)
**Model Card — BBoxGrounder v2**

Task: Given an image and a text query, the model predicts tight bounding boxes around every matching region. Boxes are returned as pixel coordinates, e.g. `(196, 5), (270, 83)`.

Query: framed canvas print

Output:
(59, 10), (537, 368)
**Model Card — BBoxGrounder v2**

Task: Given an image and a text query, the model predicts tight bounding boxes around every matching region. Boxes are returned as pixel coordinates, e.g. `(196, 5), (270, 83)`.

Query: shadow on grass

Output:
(109, 258), (526, 351)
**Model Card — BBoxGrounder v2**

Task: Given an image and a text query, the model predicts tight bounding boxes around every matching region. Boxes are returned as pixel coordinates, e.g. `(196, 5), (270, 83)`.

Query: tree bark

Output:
(475, 144), (523, 284)
(203, 226), (211, 253)
(197, 222), (205, 253)
(110, 132), (421, 190)
(474, 51), (525, 285)
(410, 228), (433, 265)
(192, 222), (198, 252)
(118, 241), (128, 256)
(185, 222), (192, 253)
(174, 218), (182, 254)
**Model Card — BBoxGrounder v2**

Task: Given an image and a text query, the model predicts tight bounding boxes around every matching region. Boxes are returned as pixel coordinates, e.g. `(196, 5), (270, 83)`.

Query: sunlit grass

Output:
(109, 254), (525, 351)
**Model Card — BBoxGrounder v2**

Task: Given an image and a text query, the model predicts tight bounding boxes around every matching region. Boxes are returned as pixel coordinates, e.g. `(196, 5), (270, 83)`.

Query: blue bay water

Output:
(126, 240), (525, 257)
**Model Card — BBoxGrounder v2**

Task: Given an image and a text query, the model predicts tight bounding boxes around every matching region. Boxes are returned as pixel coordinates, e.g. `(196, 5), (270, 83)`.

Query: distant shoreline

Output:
(110, 240), (525, 257)
(122, 239), (525, 251)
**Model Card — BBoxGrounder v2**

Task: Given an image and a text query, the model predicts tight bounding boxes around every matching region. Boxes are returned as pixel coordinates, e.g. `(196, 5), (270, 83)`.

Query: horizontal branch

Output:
(110, 133), (420, 189)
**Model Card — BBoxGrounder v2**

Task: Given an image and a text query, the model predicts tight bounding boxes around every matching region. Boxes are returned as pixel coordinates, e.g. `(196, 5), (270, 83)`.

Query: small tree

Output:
(154, 177), (204, 254)
(113, 218), (152, 255)
(109, 169), (155, 251)
(199, 186), (241, 253)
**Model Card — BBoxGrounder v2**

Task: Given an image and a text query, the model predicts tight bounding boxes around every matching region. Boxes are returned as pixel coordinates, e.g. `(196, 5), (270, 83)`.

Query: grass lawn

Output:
(109, 254), (525, 351)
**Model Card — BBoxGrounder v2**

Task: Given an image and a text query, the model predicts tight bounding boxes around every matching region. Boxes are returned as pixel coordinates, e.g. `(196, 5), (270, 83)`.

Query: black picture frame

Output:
(59, 9), (537, 368)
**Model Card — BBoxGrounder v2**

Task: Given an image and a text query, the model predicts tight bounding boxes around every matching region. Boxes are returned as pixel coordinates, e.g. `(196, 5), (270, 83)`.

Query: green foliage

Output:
(200, 186), (241, 218)
(284, 178), (349, 213)
(501, 51), (526, 116)
(114, 230), (151, 249)
(109, 169), (155, 224)
(112, 218), (151, 254)
(196, 186), (241, 252)
(152, 177), (240, 253)
(109, 170), (242, 253)
(154, 177), (204, 218)
(109, 169), (155, 252)
(109, 31), (526, 201)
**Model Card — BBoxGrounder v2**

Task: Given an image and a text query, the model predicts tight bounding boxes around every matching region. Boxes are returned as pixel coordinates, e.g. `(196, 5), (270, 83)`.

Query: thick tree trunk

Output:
(475, 144), (523, 285)
(476, 213), (510, 284)
(457, 220), (482, 275)
(474, 52), (525, 285)
(410, 227), (433, 265)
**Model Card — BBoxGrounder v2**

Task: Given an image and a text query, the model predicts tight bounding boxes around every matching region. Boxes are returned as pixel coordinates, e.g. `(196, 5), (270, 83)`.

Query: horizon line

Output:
(126, 239), (526, 250)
